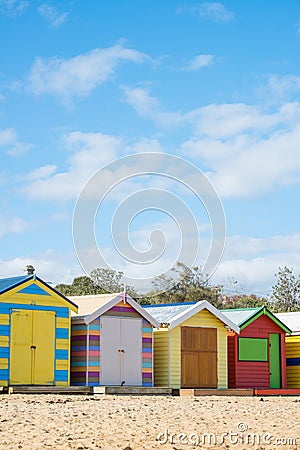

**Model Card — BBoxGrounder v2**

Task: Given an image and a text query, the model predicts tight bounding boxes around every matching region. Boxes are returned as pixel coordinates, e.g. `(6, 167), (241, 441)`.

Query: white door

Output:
(100, 316), (142, 386)
(121, 318), (142, 386)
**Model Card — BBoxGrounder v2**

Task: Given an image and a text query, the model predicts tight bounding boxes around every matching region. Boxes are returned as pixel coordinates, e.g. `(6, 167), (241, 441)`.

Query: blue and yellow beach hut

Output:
(0, 267), (78, 386)
(276, 312), (300, 388)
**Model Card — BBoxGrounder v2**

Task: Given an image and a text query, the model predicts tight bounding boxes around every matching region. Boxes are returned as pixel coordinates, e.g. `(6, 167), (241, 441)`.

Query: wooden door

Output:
(10, 310), (55, 385)
(181, 327), (217, 388)
(10, 310), (32, 384)
(32, 311), (55, 385)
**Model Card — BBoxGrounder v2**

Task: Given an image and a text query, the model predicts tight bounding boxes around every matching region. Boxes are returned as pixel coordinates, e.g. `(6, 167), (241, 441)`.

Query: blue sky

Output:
(1, 0), (300, 295)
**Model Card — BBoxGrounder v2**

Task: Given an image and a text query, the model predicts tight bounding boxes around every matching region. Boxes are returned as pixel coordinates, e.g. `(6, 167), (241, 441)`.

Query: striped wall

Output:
(71, 318), (100, 386)
(286, 335), (300, 388)
(71, 300), (153, 386)
(0, 279), (74, 386)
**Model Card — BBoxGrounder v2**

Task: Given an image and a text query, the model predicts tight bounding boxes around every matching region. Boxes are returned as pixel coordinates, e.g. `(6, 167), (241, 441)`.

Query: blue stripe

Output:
(0, 325), (9, 336)
(0, 348), (9, 358)
(18, 284), (51, 296)
(0, 369), (8, 378)
(89, 324), (100, 330)
(55, 349), (68, 360)
(71, 325), (86, 331)
(55, 370), (68, 381)
(88, 361), (100, 367)
(88, 345), (99, 351)
(0, 304), (69, 318)
(142, 362), (152, 368)
(71, 345), (86, 351)
(142, 382), (152, 387)
(88, 382), (99, 386)
(142, 347), (152, 353)
(71, 361), (86, 367)
(142, 328), (152, 333)
(286, 357), (300, 366)
(56, 328), (69, 339)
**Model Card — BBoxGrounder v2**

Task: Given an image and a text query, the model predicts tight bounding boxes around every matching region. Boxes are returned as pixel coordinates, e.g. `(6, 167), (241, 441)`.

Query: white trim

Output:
(74, 293), (160, 328)
(168, 300), (240, 333)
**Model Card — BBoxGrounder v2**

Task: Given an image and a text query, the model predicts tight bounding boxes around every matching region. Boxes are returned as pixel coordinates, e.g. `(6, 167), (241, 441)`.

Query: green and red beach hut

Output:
(222, 306), (291, 389)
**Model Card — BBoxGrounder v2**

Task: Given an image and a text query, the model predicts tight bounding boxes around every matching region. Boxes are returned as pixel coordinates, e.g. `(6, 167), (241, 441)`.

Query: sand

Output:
(0, 394), (299, 450)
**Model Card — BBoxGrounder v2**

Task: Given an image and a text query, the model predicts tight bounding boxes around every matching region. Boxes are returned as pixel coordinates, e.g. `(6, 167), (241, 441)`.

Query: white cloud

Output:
(0, 250), (82, 285)
(27, 44), (147, 104)
(22, 131), (121, 201)
(0, 0), (28, 16)
(214, 234), (300, 295)
(177, 2), (235, 23)
(184, 54), (214, 71)
(0, 128), (32, 156)
(27, 164), (57, 180)
(123, 87), (183, 126)
(182, 103), (300, 197)
(264, 75), (300, 102)
(0, 215), (31, 238)
(38, 3), (68, 28)
(124, 85), (300, 198)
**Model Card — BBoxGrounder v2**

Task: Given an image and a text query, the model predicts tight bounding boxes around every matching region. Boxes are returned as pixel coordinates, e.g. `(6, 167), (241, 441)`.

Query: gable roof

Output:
(275, 312), (300, 335)
(0, 274), (78, 312)
(143, 300), (240, 332)
(221, 306), (292, 333)
(69, 292), (160, 328)
(0, 275), (31, 294)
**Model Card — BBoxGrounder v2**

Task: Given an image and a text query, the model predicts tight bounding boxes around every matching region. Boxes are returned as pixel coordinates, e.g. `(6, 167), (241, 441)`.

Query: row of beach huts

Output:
(0, 269), (300, 392)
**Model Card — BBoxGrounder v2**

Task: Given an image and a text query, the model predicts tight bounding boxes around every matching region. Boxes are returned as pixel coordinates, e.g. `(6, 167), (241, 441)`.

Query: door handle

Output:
(118, 349), (125, 353)
(30, 345), (36, 350)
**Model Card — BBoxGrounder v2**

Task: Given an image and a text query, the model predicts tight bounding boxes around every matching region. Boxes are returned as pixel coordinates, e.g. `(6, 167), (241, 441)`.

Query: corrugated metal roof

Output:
(276, 312), (300, 333)
(0, 275), (30, 294)
(143, 302), (197, 323)
(69, 293), (121, 317)
(220, 308), (262, 326)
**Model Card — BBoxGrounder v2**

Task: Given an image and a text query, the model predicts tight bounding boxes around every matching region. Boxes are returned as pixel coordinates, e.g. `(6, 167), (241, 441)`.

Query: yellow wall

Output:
(286, 335), (300, 388)
(153, 309), (228, 388)
(153, 328), (169, 386)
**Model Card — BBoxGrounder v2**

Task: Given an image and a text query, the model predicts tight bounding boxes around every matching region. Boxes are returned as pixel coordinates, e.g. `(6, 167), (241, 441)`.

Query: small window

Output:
(238, 337), (268, 362)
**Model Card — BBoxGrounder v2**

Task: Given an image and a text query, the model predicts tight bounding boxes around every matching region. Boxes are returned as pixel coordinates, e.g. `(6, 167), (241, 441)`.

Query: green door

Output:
(269, 334), (281, 388)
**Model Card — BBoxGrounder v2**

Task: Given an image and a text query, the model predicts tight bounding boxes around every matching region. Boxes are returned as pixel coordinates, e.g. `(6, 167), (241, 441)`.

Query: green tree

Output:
(56, 276), (101, 296)
(270, 266), (300, 312)
(221, 293), (267, 309)
(150, 262), (223, 307)
(56, 268), (137, 297)
(90, 268), (137, 297)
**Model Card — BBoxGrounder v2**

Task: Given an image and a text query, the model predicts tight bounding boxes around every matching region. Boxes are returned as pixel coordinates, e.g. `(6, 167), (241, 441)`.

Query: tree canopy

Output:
(269, 266), (300, 312)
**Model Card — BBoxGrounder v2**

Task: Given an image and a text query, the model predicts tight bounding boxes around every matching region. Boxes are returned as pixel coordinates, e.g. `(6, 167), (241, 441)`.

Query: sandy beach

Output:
(0, 394), (299, 450)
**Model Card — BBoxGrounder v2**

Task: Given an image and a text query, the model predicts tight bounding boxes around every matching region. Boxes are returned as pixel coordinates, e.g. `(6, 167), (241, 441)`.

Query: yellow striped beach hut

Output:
(143, 301), (239, 389)
(0, 267), (78, 387)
